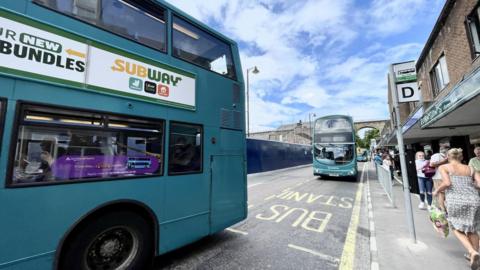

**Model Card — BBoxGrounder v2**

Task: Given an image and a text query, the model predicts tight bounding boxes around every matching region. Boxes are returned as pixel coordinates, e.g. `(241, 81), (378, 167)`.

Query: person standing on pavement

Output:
(425, 150), (433, 160)
(374, 151), (383, 165)
(382, 154), (395, 180)
(469, 146), (480, 172)
(433, 148), (480, 270)
(430, 145), (450, 211)
(415, 151), (433, 210)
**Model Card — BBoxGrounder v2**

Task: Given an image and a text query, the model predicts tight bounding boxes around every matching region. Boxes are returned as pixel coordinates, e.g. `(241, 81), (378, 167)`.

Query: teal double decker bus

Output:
(312, 115), (358, 179)
(0, 1), (246, 269)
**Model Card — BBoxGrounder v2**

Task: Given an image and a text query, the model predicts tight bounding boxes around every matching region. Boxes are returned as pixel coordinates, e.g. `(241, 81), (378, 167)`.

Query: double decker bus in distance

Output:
(312, 115), (358, 178)
(0, 0), (247, 269)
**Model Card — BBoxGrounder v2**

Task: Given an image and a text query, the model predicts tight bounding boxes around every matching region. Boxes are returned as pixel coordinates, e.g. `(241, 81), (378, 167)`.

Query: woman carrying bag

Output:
(433, 148), (480, 270)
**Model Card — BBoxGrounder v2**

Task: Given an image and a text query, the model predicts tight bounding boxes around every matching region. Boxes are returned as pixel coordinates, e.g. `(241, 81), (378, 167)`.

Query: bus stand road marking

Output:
(288, 244), (339, 267)
(264, 195), (276, 201)
(226, 228), (248, 235)
(260, 177), (317, 201)
(339, 162), (367, 270)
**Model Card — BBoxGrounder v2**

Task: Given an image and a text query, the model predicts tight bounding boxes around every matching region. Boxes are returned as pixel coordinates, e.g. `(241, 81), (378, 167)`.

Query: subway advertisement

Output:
(0, 10), (196, 110)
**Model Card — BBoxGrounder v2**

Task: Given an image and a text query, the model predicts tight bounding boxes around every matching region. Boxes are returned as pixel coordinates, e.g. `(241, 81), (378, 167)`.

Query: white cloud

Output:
(281, 78), (331, 108)
(365, 0), (442, 36)
(249, 92), (301, 132)
(165, 0), (440, 132)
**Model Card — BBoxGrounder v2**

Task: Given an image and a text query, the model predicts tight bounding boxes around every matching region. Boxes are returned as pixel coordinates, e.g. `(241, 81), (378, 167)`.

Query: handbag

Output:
(422, 160), (436, 178)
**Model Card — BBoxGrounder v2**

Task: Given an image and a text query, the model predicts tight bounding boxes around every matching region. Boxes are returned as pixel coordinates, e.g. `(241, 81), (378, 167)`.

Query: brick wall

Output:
(417, 0), (480, 104)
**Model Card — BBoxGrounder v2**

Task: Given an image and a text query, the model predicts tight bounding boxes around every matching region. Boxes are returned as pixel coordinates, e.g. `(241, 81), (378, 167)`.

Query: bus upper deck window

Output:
(172, 16), (237, 80)
(34, 0), (167, 52)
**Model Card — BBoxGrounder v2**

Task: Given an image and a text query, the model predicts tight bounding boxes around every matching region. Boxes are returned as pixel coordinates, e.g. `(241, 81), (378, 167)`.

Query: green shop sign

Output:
(420, 66), (480, 128)
(393, 61), (416, 83)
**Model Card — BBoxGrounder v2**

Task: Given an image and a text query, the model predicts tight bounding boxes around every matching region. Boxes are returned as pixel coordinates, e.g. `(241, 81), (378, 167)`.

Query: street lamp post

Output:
(246, 66), (259, 137)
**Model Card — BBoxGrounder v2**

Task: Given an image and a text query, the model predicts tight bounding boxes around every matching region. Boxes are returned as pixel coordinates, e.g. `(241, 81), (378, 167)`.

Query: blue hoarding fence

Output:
(247, 138), (312, 174)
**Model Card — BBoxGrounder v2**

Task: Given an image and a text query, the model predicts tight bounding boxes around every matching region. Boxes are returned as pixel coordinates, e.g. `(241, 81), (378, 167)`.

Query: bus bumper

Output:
(314, 168), (357, 177)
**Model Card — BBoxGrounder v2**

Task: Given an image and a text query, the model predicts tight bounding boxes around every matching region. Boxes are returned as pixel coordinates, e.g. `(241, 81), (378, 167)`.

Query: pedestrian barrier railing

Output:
(375, 163), (396, 207)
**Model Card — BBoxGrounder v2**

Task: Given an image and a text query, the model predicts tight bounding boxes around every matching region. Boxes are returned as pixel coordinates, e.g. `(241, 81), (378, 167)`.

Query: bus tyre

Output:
(60, 211), (154, 270)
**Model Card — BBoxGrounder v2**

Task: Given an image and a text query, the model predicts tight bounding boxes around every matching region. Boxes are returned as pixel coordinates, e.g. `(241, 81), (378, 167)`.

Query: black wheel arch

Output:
(54, 199), (159, 270)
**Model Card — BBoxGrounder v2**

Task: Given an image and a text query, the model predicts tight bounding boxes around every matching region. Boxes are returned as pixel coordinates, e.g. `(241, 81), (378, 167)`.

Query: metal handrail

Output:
(375, 163), (396, 207)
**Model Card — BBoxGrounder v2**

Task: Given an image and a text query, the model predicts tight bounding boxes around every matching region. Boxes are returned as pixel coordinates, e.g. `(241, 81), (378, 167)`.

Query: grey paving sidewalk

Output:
(367, 163), (467, 270)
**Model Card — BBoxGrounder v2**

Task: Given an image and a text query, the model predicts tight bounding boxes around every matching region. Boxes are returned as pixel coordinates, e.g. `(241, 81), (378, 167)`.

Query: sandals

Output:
(466, 253), (471, 261)
(470, 252), (480, 270)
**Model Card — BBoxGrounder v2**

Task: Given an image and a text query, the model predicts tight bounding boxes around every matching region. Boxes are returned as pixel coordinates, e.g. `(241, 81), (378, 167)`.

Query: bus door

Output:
(210, 130), (246, 233)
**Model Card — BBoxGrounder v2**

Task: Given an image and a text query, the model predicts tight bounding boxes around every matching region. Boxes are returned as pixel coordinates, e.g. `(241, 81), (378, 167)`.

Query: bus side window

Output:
(9, 104), (165, 186)
(168, 122), (202, 175)
(172, 16), (236, 80)
(33, 0), (167, 52)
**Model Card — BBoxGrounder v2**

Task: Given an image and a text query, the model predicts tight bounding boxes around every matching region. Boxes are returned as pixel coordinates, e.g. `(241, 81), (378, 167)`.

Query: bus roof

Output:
(315, 115), (353, 121)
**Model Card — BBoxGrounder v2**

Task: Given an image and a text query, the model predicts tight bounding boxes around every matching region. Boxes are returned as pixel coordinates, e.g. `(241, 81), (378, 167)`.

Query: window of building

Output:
(168, 122), (202, 175)
(9, 104), (164, 186)
(172, 16), (237, 80)
(34, 0), (167, 52)
(430, 55), (450, 96)
(467, 5), (480, 57)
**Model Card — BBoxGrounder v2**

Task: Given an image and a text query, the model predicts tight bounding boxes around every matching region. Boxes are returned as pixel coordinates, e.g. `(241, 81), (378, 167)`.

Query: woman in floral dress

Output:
(433, 148), (480, 270)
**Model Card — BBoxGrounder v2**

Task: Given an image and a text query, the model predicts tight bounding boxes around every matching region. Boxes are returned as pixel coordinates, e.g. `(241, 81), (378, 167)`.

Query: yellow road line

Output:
(339, 162), (366, 270)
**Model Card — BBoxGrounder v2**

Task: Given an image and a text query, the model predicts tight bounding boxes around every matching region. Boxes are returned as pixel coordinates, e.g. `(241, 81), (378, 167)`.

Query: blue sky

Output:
(166, 0), (445, 132)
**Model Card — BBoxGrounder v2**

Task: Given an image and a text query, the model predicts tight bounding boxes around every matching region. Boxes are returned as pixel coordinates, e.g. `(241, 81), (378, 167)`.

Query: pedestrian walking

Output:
(430, 144), (450, 211)
(433, 148), (480, 270)
(415, 151), (433, 210)
(425, 149), (433, 160)
(469, 146), (480, 172)
(382, 154), (394, 180)
(374, 151), (382, 165)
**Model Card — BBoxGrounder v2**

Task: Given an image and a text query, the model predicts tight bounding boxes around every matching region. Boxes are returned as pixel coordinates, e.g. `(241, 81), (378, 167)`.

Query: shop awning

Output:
(392, 65), (480, 145)
(420, 66), (480, 130)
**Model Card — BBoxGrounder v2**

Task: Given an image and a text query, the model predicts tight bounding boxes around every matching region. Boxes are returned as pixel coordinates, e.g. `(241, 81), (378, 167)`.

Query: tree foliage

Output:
(356, 128), (380, 149)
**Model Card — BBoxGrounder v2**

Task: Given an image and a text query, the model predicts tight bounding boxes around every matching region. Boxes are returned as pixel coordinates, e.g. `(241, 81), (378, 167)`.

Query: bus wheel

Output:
(60, 211), (153, 270)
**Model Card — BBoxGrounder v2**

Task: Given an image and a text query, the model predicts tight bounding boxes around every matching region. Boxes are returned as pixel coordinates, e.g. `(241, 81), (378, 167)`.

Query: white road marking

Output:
(248, 204), (254, 209)
(226, 228), (248, 235)
(370, 236), (377, 251)
(248, 182), (264, 188)
(366, 164), (380, 270)
(288, 244), (340, 266)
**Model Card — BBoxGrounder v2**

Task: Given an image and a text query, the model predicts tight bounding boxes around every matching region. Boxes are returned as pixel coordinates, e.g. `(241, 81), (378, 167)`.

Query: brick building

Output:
(249, 121), (312, 145)
(386, 0), (480, 160)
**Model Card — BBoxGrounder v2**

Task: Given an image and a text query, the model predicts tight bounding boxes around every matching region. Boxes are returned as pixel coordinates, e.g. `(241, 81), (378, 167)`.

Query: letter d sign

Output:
(396, 82), (419, 103)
